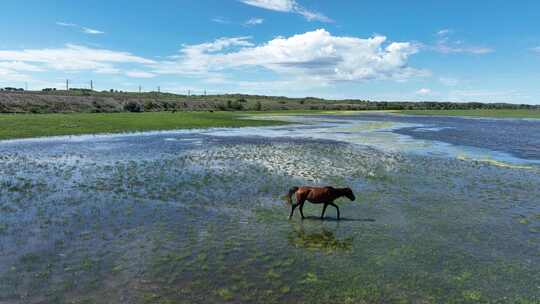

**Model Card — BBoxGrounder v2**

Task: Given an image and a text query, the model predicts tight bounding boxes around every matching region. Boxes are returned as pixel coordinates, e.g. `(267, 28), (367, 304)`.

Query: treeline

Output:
(337, 100), (540, 110)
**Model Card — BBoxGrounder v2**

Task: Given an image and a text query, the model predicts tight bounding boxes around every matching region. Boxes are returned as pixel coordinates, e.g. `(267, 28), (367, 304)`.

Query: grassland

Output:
(0, 112), (287, 140)
(399, 109), (540, 119)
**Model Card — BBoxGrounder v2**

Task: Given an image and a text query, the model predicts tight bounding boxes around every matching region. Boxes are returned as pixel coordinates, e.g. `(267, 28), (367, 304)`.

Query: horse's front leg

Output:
(321, 203), (329, 220)
(329, 202), (340, 220)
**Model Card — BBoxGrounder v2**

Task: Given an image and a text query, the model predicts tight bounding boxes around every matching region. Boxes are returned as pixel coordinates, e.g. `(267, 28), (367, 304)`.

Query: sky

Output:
(1, 0), (540, 104)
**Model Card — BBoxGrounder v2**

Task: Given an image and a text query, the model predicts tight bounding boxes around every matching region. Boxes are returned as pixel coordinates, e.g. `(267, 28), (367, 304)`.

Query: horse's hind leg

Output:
(296, 192), (307, 220)
(321, 203), (329, 219)
(288, 204), (298, 219)
(299, 200), (306, 220)
(330, 202), (340, 220)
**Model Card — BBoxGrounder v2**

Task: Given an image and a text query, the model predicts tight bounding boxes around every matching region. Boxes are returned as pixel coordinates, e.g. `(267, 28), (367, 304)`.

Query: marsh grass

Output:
(0, 112), (287, 140)
(0, 132), (539, 303)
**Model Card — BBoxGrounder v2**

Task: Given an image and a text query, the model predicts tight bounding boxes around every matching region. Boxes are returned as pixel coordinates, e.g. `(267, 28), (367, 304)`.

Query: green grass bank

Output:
(0, 112), (286, 140)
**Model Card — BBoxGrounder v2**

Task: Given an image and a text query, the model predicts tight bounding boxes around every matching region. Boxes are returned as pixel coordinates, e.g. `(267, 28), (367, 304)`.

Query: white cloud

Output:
(153, 29), (424, 83)
(240, 0), (295, 11)
(0, 61), (44, 72)
(0, 62), (42, 83)
(56, 22), (105, 35)
(239, 0), (332, 22)
(531, 46), (540, 53)
(56, 21), (77, 27)
(0, 68), (30, 82)
(436, 29), (453, 36)
(245, 17), (264, 26)
(154, 37), (254, 76)
(439, 77), (459, 86)
(125, 70), (157, 78)
(82, 27), (105, 35)
(416, 88), (432, 95)
(211, 17), (230, 24)
(432, 29), (493, 54)
(435, 44), (493, 54)
(0, 44), (154, 74)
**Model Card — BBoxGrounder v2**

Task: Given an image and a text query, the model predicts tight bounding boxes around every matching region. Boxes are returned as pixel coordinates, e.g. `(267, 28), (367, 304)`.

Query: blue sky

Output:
(1, 0), (540, 103)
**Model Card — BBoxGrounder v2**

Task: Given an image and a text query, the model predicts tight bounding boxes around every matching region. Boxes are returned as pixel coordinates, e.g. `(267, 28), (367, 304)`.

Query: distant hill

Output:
(0, 90), (538, 114)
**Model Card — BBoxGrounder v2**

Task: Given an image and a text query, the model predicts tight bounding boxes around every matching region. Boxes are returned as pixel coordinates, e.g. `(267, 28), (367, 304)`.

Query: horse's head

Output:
(343, 188), (356, 201)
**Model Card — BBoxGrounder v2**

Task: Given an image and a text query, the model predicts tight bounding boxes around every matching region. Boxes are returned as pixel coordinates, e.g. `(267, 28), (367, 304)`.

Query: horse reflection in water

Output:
(288, 226), (353, 253)
(286, 186), (356, 220)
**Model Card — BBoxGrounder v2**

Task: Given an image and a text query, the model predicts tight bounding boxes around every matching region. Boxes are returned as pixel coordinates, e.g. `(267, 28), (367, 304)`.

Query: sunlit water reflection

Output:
(0, 113), (539, 303)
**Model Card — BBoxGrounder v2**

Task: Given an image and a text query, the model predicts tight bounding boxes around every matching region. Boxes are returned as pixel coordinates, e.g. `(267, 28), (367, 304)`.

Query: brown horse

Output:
(286, 186), (356, 220)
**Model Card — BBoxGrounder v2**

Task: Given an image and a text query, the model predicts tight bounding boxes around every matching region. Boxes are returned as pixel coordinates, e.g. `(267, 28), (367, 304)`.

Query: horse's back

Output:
(299, 186), (333, 203)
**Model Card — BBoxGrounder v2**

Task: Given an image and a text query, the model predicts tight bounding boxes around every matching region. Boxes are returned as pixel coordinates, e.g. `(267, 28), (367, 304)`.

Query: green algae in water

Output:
(0, 131), (539, 303)
(216, 288), (234, 301)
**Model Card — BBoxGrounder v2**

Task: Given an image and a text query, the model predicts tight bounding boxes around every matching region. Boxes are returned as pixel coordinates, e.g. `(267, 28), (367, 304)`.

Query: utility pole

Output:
(139, 85), (142, 94)
(25, 82), (28, 91)
(157, 86), (160, 93)
(188, 89), (191, 96)
(66, 79), (69, 91)
(204, 89), (207, 96)
(90, 80), (93, 91)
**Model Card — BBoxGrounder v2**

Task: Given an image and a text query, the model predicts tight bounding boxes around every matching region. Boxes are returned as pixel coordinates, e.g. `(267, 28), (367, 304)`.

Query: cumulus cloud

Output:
(0, 44), (154, 75)
(0, 30), (425, 89)
(153, 29), (424, 83)
(240, 0), (332, 22)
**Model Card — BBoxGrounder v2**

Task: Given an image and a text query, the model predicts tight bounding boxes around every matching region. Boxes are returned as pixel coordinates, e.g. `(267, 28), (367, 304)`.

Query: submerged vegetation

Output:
(0, 126), (539, 303)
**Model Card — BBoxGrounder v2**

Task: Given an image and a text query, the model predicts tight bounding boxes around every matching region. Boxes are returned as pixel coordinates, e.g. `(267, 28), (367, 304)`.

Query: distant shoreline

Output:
(397, 109), (540, 119)
(1, 90), (538, 114)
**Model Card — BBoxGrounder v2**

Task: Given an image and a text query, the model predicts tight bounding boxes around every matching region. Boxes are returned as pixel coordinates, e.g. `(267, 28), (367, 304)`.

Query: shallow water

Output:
(0, 114), (539, 303)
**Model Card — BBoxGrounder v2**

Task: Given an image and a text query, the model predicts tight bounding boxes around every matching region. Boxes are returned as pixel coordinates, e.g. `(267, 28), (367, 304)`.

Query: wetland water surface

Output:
(0, 113), (539, 303)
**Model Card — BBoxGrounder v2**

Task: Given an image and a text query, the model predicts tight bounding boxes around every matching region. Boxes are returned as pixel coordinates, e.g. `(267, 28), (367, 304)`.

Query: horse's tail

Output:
(286, 187), (299, 205)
